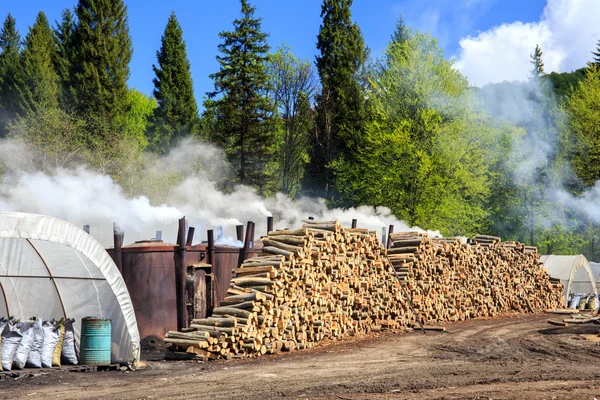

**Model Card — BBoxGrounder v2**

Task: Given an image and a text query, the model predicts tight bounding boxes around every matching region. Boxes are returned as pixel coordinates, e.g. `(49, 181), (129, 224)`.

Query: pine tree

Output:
(591, 39), (600, 66)
(17, 12), (60, 116)
(530, 44), (545, 78)
(0, 13), (22, 135)
(151, 12), (199, 152)
(306, 0), (367, 199)
(391, 14), (408, 45)
(71, 0), (132, 128)
(204, 0), (277, 192)
(53, 8), (77, 110)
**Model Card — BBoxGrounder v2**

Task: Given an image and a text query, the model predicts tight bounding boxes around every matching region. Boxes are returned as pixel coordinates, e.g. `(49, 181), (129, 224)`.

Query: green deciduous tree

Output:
(150, 12), (199, 152)
(204, 0), (277, 193)
(306, 0), (367, 199)
(71, 0), (133, 129)
(120, 88), (157, 150)
(333, 31), (496, 236)
(17, 12), (60, 116)
(7, 106), (88, 171)
(0, 13), (22, 135)
(53, 8), (77, 110)
(567, 64), (600, 187)
(268, 45), (317, 197)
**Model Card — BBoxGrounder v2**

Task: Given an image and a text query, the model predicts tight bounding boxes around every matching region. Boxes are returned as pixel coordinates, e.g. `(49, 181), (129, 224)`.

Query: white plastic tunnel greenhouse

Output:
(541, 254), (598, 304)
(0, 212), (140, 363)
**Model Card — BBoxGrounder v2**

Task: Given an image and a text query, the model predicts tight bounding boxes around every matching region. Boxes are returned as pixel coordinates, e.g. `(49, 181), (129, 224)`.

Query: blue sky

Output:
(2, 0), (585, 97)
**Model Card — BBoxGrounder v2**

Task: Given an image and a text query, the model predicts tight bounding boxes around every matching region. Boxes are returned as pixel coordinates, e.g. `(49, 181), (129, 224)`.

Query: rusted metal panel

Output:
(109, 240), (251, 340)
(119, 247), (178, 340)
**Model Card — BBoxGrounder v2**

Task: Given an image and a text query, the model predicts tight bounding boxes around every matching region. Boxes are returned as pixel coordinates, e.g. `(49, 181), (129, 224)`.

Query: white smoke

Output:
(0, 138), (436, 248)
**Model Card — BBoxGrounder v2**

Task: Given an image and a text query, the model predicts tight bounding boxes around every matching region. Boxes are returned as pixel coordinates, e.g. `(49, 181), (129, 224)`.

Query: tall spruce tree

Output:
(53, 8), (76, 110)
(0, 13), (22, 135)
(204, 0), (277, 193)
(591, 39), (600, 66)
(17, 12), (60, 116)
(530, 44), (545, 78)
(71, 0), (132, 128)
(391, 14), (409, 45)
(151, 12), (199, 152)
(306, 0), (367, 199)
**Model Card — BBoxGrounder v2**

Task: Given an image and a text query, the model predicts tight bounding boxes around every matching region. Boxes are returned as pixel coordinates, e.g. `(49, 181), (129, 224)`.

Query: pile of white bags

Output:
(0, 317), (78, 370)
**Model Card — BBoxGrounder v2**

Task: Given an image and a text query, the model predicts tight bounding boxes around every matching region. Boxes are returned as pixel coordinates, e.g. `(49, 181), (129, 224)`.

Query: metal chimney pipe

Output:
(267, 216), (274, 235)
(175, 217), (187, 331)
(112, 223), (123, 273)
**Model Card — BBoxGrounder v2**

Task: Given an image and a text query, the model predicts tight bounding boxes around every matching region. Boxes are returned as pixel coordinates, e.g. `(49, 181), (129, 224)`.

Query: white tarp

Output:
(0, 212), (140, 363)
(541, 254), (598, 303)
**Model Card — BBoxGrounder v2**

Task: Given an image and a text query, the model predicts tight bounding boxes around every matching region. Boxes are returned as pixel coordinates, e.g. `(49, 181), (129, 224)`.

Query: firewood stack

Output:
(164, 222), (563, 361)
(389, 233), (564, 325)
(165, 220), (413, 360)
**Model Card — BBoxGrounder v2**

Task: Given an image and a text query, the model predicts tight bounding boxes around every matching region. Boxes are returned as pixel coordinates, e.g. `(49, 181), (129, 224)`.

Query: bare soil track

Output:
(2, 314), (600, 399)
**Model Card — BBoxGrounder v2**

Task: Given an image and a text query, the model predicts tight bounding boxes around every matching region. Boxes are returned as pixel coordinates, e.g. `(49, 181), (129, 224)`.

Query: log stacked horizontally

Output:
(390, 233), (564, 324)
(165, 222), (564, 360)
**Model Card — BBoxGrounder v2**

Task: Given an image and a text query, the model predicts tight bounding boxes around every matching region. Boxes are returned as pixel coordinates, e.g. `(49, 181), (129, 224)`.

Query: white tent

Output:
(0, 212), (139, 363)
(589, 261), (600, 293)
(541, 254), (598, 302)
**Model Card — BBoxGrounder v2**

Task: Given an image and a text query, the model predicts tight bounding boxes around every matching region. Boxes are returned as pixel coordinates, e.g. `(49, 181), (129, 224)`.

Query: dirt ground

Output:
(2, 313), (600, 399)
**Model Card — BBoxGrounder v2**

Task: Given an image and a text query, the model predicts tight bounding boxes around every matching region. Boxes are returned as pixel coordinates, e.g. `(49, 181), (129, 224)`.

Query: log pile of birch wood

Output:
(164, 222), (564, 360)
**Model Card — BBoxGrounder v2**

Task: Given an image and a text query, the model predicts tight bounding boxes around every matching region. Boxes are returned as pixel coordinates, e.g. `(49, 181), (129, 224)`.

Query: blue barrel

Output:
(80, 317), (112, 366)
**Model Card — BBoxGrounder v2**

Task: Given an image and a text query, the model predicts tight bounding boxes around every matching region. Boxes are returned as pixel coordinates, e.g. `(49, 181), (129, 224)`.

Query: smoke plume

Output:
(0, 138), (435, 247)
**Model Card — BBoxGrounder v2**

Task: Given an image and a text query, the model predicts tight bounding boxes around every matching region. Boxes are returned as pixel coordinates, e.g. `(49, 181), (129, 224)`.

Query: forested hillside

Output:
(2, 1), (600, 258)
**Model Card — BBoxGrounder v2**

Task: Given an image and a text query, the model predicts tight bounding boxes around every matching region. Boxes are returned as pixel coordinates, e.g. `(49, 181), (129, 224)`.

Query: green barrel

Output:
(80, 317), (112, 366)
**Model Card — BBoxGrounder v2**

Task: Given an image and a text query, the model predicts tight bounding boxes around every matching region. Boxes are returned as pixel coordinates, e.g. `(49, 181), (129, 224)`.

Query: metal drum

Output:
(80, 317), (112, 366)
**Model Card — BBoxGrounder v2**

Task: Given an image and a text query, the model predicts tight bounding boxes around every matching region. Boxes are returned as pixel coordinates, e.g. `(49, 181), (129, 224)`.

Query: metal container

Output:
(108, 240), (261, 340)
(80, 317), (112, 366)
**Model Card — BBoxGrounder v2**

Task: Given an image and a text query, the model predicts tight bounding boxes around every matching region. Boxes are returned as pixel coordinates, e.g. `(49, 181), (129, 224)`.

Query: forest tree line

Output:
(2, 0), (600, 259)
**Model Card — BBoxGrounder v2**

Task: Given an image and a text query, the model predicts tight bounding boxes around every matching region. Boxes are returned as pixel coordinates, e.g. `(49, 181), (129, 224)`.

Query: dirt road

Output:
(2, 313), (600, 399)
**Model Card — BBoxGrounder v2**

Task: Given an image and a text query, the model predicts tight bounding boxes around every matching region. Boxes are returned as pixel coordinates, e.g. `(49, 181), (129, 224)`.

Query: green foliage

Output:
(391, 14), (408, 46)
(151, 12), (199, 152)
(53, 8), (77, 110)
(268, 45), (316, 198)
(546, 68), (586, 98)
(17, 12), (60, 116)
(0, 13), (22, 135)
(204, 0), (277, 194)
(592, 39), (600, 66)
(530, 44), (544, 78)
(333, 32), (496, 236)
(567, 65), (600, 187)
(7, 106), (88, 171)
(307, 0), (367, 199)
(71, 0), (133, 129)
(119, 88), (157, 150)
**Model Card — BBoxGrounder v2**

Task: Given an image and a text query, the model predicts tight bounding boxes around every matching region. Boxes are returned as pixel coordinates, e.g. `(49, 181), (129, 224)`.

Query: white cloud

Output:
(455, 0), (600, 86)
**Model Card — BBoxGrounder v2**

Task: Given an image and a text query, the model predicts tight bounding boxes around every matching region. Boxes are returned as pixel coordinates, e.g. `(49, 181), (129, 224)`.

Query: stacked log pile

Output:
(389, 233), (564, 325)
(165, 222), (564, 361)
(165, 220), (412, 360)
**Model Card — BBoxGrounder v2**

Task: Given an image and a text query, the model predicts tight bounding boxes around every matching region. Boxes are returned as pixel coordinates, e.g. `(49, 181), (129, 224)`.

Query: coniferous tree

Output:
(391, 14), (409, 45)
(151, 12), (199, 152)
(0, 13), (22, 135)
(71, 0), (132, 130)
(306, 0), (367, 199)
(591, 39), (600, 66)
(53, 8), (77, 110)
(204, 0), (277, 193)
(17, 12), (60, 116)
(530, 44), (545, 78)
